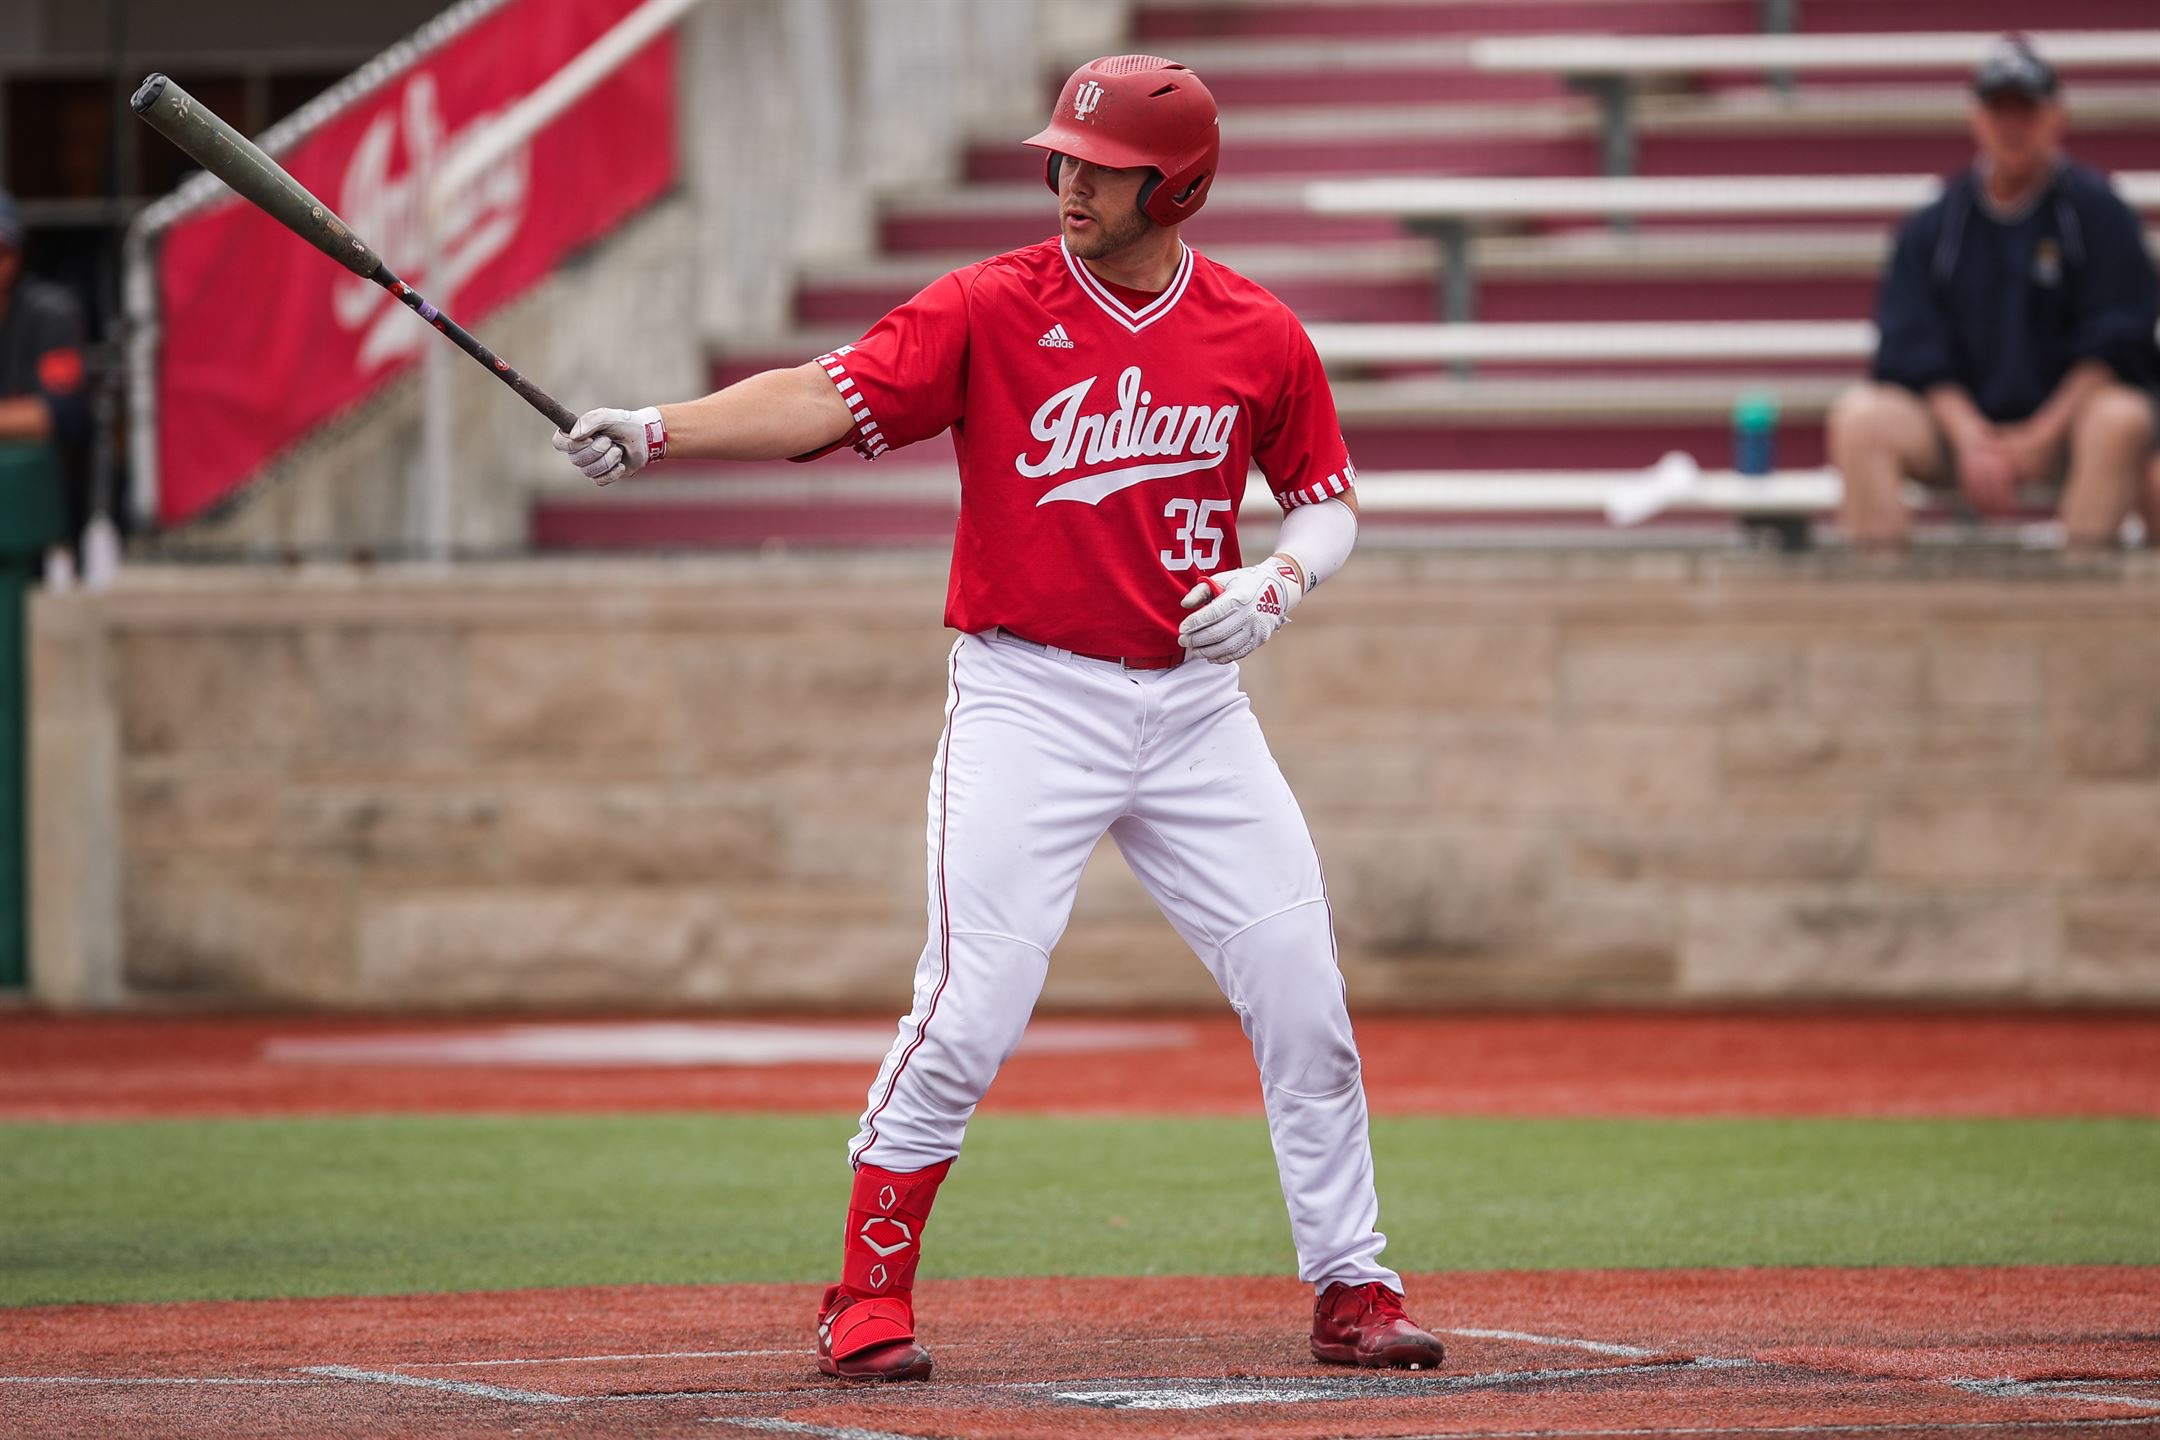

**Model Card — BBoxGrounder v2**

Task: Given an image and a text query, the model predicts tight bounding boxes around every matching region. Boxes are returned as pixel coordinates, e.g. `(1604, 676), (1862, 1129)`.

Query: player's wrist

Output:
(632, 406), (668, 466)
(1261, 556), (1307, 617)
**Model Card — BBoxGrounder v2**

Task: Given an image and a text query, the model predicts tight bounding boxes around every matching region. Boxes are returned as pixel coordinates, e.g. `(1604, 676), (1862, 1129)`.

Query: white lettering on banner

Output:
(1022, 366), (1239, 506)
(334, 73), (531, 372)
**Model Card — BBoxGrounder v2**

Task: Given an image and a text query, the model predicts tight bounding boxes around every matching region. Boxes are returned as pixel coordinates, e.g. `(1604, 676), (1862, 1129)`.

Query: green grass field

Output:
(4, 1113), (2156, 1307)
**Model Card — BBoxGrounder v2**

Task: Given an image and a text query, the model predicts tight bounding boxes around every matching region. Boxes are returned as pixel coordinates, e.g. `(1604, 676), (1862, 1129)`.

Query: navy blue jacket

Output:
(1871, 161), (2160, 421)
(0, 276), (89, 454)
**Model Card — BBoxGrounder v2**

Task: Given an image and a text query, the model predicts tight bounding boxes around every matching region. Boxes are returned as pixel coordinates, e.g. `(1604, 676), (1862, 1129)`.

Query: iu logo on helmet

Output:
(1073, 80), (1105, 120)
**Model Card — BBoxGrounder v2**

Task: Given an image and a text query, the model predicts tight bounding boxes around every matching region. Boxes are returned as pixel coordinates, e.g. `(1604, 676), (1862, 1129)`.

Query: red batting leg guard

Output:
(841, 1159), (952, 1300)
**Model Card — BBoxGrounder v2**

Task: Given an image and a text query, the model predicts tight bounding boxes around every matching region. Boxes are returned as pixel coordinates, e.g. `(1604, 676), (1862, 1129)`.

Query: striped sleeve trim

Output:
(813, 345), (889, 460)
(1280, 458), (1356, 511)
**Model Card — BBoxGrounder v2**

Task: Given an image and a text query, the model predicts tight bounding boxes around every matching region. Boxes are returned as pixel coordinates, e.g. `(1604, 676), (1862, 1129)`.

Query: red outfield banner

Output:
(154, 0), (677, 526)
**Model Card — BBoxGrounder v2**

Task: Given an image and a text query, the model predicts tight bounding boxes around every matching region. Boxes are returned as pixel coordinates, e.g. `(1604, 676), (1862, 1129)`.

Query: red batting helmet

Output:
(1023, 55), (1220, 227)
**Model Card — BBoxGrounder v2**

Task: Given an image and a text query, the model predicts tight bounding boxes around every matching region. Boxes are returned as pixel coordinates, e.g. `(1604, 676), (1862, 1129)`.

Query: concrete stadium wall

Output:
(29, 551), (2160, 1011)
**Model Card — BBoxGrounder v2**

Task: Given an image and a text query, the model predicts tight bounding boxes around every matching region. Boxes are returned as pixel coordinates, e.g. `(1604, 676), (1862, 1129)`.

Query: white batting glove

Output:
(1178, 556), (1305, 664)
(553, 406), (666, 486)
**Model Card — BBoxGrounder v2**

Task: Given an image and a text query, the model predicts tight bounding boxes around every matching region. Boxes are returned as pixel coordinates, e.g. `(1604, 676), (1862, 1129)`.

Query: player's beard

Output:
(1065, 202), (1155, 261)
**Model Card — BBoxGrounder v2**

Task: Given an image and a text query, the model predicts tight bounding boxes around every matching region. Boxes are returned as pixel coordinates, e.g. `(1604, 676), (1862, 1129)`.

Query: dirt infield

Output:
(5, 1267), (2157, 1439)
(5, 1010), (2158, 1121)
(9, 1010), (2155, 1434)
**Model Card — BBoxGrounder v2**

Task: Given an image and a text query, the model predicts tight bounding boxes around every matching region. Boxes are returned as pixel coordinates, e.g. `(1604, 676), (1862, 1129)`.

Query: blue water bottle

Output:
(1733, 391), (1779, 477)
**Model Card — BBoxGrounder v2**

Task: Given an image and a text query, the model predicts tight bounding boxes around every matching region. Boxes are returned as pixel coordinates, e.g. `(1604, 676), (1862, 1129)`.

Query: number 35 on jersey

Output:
(1161, 497), (1231, 571)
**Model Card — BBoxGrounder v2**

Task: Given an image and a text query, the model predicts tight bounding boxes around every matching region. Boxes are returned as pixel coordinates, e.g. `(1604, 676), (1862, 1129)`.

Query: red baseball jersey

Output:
(810, 239), (1355, 658)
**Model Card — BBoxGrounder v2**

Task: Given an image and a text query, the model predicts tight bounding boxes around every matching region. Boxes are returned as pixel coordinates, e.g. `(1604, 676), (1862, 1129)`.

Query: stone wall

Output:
(29, 551), (2160, 1010)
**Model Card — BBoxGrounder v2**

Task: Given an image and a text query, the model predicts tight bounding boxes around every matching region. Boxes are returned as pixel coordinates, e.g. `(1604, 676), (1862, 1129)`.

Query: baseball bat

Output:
(130, 72), (577, 432)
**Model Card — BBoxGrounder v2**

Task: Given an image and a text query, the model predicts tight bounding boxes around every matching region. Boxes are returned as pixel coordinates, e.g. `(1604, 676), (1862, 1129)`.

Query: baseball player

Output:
(555, 55), (1446, 1381)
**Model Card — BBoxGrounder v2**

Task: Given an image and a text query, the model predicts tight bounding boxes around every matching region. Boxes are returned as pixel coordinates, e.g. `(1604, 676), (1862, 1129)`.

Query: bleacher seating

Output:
(533, 0), (2160, 551)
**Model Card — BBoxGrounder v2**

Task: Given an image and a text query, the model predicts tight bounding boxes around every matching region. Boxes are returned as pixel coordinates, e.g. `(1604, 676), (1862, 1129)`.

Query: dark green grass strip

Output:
(2, 1114), (2154, 1306)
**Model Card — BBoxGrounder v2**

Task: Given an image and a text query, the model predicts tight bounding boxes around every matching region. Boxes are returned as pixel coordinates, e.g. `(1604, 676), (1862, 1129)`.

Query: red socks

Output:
(841, 1159), (952, 1300)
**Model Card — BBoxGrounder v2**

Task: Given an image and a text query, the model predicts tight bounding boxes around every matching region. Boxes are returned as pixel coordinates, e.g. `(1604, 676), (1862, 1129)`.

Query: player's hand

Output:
(553, 406), (666, 486)
(1177, 556), (1305, 664)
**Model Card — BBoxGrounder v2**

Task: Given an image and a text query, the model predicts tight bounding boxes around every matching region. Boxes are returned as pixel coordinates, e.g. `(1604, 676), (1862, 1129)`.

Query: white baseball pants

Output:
(849, 628), (1400, 1293)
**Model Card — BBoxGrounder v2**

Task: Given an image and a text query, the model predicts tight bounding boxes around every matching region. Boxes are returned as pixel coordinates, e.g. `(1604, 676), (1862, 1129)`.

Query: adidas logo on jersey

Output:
(1037, 324), (1075, 349)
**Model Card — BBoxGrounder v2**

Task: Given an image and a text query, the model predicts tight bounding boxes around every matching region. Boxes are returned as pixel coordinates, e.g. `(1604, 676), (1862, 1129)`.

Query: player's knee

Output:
(1261, 1005), (1361, 1098)
(906, 934), (1047, 1107)
(909, 1019), (990, 1095)
(1230, 909), (1361, 1097)
(907, 1006), (1011, 1110)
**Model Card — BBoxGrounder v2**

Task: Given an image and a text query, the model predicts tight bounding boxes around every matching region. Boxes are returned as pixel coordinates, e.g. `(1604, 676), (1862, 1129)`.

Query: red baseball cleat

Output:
(1310, 1281), (1447, 1370)
(815, 1284), (934, 1382)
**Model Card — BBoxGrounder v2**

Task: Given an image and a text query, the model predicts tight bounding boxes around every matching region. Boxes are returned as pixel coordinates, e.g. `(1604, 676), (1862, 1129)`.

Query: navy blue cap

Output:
(1974, 35), (2058, 101)
(0, 188), (22, 250)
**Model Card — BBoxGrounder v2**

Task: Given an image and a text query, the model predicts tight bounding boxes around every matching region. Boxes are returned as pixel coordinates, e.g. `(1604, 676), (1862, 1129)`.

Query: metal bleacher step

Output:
(967, 83), (2160, 183)
(1332, 372), (1845, 422)
(882, 178), (1405, 250)
(1132, 0), (1760, 45)
(968, 125), (2160, 187)
(529, 455), (1851, 552)
(1130, 0), (2157, 44)
(1080, 35), (1558, 106)
(1337, 375), (1841, 470)
(795, 239), (1441, 290)
(790, 244), (1881, 329)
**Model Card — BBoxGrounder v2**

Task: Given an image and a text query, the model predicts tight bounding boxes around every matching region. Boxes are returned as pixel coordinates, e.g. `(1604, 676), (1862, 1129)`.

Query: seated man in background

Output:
(0, 190), (86, 447)
(1829, 36), (2160, 548)
(0, 188), (90, 564)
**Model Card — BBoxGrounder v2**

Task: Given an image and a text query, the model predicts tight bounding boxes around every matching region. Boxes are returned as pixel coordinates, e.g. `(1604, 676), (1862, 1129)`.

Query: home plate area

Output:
(8, 1269), (2158, 1439)
(307, 1336), (2158, 1439)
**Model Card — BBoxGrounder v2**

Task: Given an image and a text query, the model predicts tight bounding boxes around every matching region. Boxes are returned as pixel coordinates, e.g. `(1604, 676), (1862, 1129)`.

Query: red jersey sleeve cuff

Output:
(814, 346), (891, 460)
(1279, 459), (1356, 511)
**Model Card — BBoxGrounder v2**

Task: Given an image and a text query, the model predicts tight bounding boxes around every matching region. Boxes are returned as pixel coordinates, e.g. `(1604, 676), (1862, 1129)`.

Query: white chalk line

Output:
(1953, 1377), (2160, 1411)
(651, 1360), (1740, 1407)
(299, 1364), (575, 1404)
(711, 1421), (929, 1440)
(1050, 1358), (1743, 1410)
(1351, 1419), (2160, 1439)
(390, 1334), (1214, 1370)
(1435, 1330), (2160, 1425)
(1443, 1327), (1667, 1359)
(397, 1349), (798, 1368)
(0, 1376), (321, 1387)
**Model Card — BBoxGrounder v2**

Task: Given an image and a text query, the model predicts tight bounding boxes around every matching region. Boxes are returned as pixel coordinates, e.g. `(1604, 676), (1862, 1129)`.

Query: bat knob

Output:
(130, 74), (169, 114)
